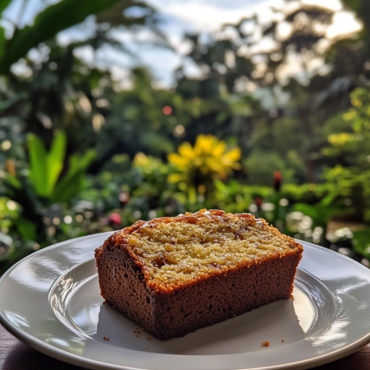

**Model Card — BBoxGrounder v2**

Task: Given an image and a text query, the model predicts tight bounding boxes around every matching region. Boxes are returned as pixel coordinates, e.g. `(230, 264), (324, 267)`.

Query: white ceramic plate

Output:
(1, 233), (370, 370)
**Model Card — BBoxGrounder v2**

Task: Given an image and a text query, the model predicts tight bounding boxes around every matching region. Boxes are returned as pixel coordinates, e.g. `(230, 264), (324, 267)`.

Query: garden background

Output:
(1, 0), (370, 274)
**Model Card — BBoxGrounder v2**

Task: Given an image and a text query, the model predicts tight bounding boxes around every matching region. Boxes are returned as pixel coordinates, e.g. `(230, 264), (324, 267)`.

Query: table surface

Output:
(1, 324), (370, 370)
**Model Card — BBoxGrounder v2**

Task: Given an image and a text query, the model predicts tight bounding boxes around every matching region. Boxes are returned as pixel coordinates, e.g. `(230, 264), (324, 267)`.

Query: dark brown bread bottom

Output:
(97, 246), (301, 340)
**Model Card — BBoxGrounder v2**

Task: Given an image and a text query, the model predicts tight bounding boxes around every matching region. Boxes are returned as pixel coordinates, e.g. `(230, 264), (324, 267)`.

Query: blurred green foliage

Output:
(1, 0), (370, 274)
(0, 0), (124, 74)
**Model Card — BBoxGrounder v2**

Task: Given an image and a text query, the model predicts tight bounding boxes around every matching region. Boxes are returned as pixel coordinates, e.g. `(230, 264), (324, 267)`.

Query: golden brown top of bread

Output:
(95, 209), (303, 293)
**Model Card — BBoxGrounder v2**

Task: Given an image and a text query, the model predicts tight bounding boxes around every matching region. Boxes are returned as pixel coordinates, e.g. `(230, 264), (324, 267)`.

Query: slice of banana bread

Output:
(95, 209), (303, 340)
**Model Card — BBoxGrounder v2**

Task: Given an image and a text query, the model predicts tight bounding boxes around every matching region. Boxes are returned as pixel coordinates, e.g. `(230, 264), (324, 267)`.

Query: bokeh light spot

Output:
(163, 106), (172, 115)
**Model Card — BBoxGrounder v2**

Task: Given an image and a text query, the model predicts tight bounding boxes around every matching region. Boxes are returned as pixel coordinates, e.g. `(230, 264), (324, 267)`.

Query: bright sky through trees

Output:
(2, 0), (362, 87)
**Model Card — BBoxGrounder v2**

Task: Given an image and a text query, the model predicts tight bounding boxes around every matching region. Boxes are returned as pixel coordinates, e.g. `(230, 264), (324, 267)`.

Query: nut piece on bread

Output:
(95, 209), (303, 340)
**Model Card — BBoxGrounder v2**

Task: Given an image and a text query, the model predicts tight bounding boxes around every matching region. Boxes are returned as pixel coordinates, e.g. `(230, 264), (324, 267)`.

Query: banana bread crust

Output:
(95, 209), (303, 340)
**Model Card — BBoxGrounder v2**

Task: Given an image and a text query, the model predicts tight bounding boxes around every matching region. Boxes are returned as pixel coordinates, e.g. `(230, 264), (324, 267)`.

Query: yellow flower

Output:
(133, 152), (150, 167)
(133, 152), (166, 174)
(168, 134), (241, 184)
(352, 98), (362, 108)
(343, 110), (357, 121)
(328, 133), (355, 146)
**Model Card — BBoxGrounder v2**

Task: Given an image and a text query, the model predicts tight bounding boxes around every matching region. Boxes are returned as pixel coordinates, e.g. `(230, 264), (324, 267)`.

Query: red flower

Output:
(163, 106), (172, 115)
(109, 213), (121, 226)
(255, 197), (263, 208)
(273, 171), (282, 192)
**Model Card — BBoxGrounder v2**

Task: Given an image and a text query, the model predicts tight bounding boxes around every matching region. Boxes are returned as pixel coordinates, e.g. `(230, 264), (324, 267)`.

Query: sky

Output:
(2, 0), (363, 87)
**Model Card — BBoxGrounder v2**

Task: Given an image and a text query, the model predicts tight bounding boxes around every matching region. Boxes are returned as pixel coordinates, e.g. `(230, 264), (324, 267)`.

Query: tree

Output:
(180, 1), (341, 184)
(0, 0), (161, 154)
(0, 0), (158, 74)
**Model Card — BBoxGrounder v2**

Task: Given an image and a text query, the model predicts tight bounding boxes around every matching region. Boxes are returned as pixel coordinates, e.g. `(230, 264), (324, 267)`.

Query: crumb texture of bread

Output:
(95, 209), (303, 340)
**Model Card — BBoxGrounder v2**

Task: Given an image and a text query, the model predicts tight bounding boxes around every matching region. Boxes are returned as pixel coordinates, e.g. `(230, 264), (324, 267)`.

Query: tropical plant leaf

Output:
(51, 171), (84, 204)
(0, 0), (122, 74)
(27, 134), (48, 197)
(75, 149), (97, 170)
(0, 27), (6, 64)
(46, 131), (66, 195)
(5, 174), (21, 189)
(51, 150), (96, 203)
(17, 218), (37, 241)
(320, 192), (337, 206)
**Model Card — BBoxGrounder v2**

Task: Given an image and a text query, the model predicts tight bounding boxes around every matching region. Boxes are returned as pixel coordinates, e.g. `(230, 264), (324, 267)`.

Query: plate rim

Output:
(1, 233), (370, 370)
